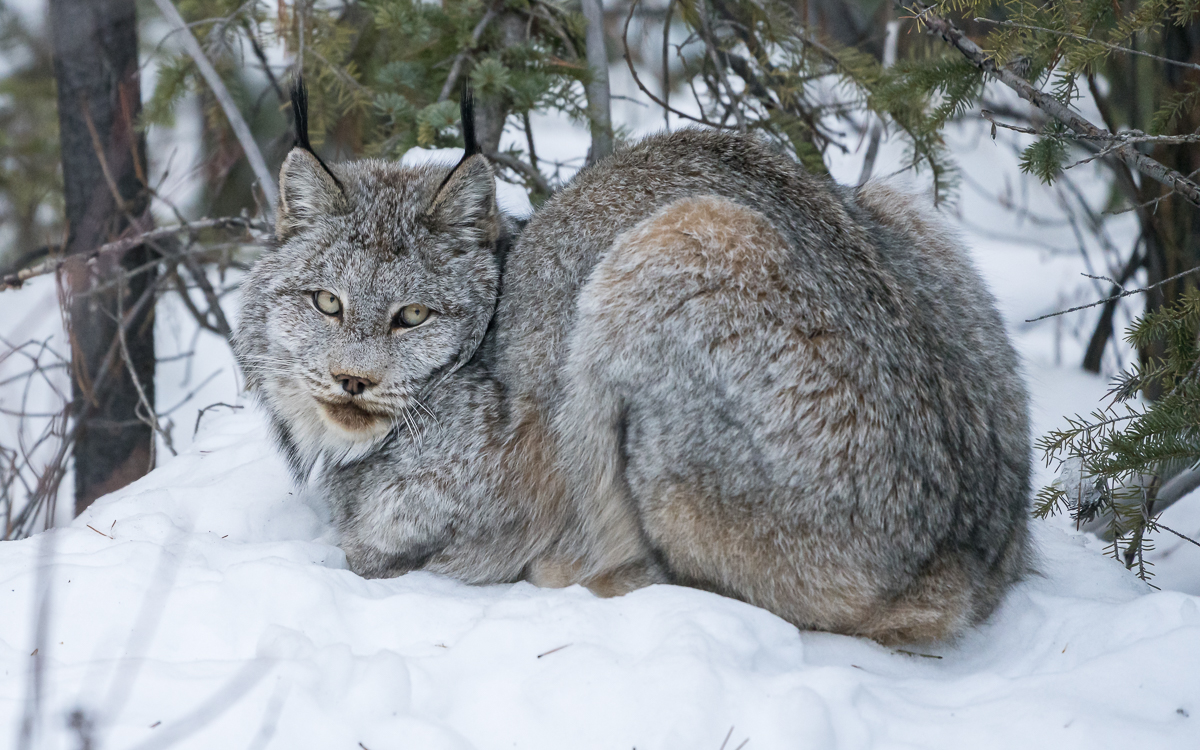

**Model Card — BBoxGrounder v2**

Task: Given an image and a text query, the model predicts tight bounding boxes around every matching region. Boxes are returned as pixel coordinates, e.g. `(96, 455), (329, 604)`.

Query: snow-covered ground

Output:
(3, 62), (1200, 747)
(1, 407), (1198, 750)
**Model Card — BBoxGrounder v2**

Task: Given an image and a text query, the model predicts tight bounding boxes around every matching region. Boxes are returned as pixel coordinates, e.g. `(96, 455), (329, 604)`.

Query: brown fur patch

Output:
(317, 399), (389, 432)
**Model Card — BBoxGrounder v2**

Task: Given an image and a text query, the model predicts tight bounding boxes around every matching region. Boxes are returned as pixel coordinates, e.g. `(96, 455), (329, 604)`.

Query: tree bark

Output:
(581, 0), (613, 165)
(49, 0), (156, 515)
(474, 12), (526, 156)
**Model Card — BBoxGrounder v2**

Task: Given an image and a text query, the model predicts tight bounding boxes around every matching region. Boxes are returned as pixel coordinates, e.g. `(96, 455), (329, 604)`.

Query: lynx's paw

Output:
(584, 559), (669, 598)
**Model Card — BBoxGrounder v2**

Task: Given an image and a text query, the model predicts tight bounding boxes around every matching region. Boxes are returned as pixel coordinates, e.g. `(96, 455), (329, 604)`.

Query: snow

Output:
(3, 66), (1200, 750)
(1, 407), (1198, 749)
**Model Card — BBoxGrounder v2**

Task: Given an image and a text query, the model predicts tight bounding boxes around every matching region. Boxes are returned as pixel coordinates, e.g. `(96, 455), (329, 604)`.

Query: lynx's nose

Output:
(334, 373), (375, 395)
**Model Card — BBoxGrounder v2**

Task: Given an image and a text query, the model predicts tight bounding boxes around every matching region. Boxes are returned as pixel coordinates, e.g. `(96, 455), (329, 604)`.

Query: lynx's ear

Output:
(422, 84), (497, 244)
(277, 76), (347, 239)
(276, 148), (347, 237)
(424, 153), (494, 229)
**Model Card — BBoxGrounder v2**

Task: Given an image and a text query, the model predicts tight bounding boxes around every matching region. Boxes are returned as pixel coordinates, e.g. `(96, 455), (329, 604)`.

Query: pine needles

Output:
(1036, 290), (1200, 581)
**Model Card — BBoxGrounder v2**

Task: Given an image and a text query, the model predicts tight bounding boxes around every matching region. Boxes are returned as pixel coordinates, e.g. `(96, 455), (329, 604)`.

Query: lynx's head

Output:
(233, 82), (502, 478)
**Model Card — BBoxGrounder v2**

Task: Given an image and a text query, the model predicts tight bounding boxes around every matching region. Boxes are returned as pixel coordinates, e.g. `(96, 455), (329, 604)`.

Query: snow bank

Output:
(1, 408), (1198, 749)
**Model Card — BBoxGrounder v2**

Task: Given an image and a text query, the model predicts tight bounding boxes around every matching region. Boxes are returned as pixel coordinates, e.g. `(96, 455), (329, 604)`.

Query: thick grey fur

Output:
(234, 128), (1032, 644)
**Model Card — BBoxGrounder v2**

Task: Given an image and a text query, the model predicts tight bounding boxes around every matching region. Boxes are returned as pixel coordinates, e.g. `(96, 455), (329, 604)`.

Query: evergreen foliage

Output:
(1036, 289), (1200, 580)
(141, 0), (1014, 205)
(0, 4), (62, 271)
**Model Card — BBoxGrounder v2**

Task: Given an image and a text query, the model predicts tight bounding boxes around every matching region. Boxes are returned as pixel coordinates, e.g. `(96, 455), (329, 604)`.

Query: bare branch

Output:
(661, 0), (675, 130)
(485, 151), (552, 196)
(115, 275), (174, 462)
(2, 217), (268, 291)
(1025, 265), (1200, 323)
(152, 0), (278, 216)
(623, 0), (731, 129)
(858, 19), (901, 185)
(980, 110), (1200, 146)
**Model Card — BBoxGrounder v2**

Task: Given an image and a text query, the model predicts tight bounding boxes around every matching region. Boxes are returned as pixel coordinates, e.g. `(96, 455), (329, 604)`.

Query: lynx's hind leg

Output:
(553, 195), (791, 584)
(557, 194), (1000, 644)
(556, 194), (839, 604)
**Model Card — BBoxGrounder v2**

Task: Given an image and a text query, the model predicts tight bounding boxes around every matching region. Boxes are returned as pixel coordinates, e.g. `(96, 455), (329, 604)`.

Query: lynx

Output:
(234, 85), (1032, 644)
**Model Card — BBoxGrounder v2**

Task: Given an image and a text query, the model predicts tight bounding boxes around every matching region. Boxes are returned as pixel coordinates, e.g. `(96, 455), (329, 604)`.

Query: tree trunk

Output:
(475, 13), (526, 155)
(581, 0), (613, 165)
(1137, 20), (1200, 399)
(49, 0), (155, 516)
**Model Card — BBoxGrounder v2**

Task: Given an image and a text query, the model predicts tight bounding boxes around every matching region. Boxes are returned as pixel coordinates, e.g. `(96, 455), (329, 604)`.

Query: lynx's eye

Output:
(313, 290), (342, 316)
(394, 303), (430, 329)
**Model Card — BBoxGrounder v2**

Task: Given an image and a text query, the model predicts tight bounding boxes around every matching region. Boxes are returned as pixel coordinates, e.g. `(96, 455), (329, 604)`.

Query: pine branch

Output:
(901, 1), (1200, 210)
(975, 17), (1200, 74)
(437, 2), (502, 103)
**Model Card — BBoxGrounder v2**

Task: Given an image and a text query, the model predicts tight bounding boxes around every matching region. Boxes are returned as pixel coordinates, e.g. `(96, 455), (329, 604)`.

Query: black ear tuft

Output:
(289, 75), (344, 190)
(431, 81), (483, 198)
(460, 82), (479, 158)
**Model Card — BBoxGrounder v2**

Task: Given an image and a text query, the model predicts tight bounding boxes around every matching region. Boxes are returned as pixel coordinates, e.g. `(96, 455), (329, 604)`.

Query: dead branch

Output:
(116, 275), (174, 462)
(152, 0), (278, 215)
(485, 151), (552, 197)
(980, 110), (1200, 146)
(858, 19), (901, 185)
(1026, 265), (1200, 323)
(2, 217), (267, 291)
(623, 0), (730, 129)
(902, 1), (1200, 210)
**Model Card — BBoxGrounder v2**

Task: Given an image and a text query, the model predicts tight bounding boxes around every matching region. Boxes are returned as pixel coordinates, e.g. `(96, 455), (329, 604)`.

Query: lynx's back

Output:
(495, 129), (1032, 643)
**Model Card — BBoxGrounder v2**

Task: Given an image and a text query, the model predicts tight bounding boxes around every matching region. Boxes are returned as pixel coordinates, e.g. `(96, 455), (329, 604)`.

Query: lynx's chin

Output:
(315, 398), (392, 438)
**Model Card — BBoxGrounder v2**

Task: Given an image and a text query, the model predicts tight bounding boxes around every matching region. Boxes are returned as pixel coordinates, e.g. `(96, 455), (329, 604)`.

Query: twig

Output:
(623, 0), (730, 129)
(80, 98), (134, 214)
(1152, 520), (1200, 549)
(152, 0), (278, 216)
(179, 256), (233, 338)
(1025, 265), (1200, 322)
(535, 643), (572, 658)
(116, 275), (174, 461)
(245, 21), (287, 104)
(975, 17), (1200, 74)
(521, 111), (540, 176)
(696, 1), (746, 131)
(485, 151), (552, 196)
(980, 110), (1200, 146)
(858, 19), (900, 185)
(193, 403), (243, 437)
(719, 726), (734, 750)
(901, 1), (1200, 210)
(159, 370), (223, 417)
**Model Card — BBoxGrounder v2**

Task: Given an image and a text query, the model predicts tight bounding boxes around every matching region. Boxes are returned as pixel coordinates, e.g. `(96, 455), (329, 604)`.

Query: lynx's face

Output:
(234, 149), (501, 472)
